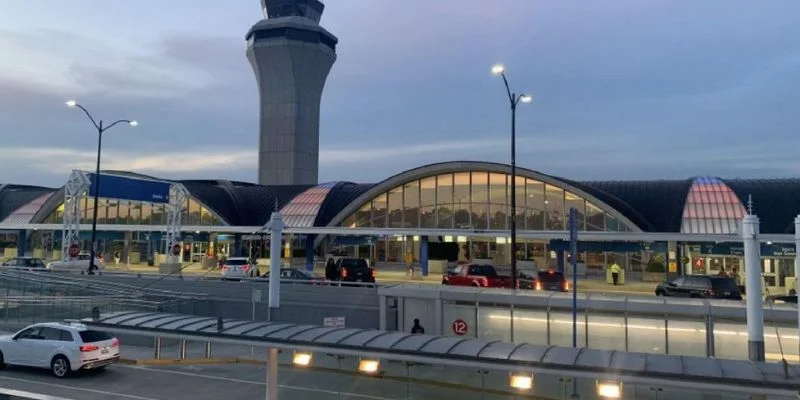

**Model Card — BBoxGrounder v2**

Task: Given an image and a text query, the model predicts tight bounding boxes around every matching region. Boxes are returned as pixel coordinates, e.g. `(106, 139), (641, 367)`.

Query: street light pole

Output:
(492, 65), (532, 291)
(66, 100), (137, 275)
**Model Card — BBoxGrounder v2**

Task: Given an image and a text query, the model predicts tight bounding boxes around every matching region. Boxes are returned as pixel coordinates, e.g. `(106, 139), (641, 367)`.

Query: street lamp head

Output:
(65, 100), (77, 108)
(491, 64), (505, 75)
(129, 120), (139, 127)
(520, 94), (532, 104)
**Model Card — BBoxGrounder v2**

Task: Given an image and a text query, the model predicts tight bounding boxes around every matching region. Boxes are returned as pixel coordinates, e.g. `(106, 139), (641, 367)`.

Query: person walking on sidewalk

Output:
(405, 251), (414, 277)
(609, 261), (622, 285)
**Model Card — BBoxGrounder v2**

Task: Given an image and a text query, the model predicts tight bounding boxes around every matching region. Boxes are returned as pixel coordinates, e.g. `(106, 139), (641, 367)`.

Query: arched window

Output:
(41, 197), (227, 226)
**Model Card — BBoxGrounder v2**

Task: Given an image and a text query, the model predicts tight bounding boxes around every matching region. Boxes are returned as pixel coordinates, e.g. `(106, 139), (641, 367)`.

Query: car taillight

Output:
(535, 281), (542, 291)
(80, 344), (98, 352)
(564, 281), (570, 291)
(112, 338), (120, 347)
(371, 269), (376, 278)
(221, 265), (229, 271)
(241, 265), (250, 272)
(707, 288), (716, 296)
(340, 268), (348, 278)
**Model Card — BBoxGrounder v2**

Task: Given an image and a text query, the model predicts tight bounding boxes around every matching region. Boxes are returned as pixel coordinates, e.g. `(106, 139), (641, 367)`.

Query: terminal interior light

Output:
(292, 351), (312, 367)
(509, 374), (533, 390)
(491, 64), (505, 75)
(358, 359), (380, 374)
(597, 380), (622, 398)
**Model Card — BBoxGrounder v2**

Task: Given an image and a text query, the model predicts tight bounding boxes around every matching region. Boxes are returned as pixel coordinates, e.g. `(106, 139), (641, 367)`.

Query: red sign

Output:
(68, 244), (80, 258)
(452, 319), (468, 336)
(172, 244), (181, 256)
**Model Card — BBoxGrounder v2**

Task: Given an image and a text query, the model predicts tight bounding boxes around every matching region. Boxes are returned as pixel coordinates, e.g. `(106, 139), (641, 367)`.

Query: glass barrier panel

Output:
(511, 309), (548, 345)
(477, 306), (511, 342)
(587, 313), (626, 351)
(443, 304), (477, 338)
(714, 320), (747, 360)
(765, 325), (800, 363)
(667, 319), (706, 356)
(549, 311), (586, 348)
(627, 317), (666, 354)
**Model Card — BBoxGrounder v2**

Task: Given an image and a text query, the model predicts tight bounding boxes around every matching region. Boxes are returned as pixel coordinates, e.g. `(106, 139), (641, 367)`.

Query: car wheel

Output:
(51, 355), (71, 378)
(0, 350), (6, 369)
(655, 290), (663, 296)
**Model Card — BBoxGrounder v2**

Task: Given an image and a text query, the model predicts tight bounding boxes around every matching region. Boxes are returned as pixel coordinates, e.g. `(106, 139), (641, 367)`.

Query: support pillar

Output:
(234, 234), (243, 258)
(794, 216), (800, 345)
(556, 250), (565, 273)
(420, 235), (429, 276)
(305, 234), (316, 272)
(742, 214), (765, 361)
(266, 347), (278, 400)
(16, 230), (26, 257)
(268, 212), (284, 320)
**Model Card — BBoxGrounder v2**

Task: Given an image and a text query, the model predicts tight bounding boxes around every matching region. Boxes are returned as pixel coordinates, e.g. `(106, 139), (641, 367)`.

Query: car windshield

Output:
(225, 259), (249, 265)
(79, 330), (114, 343)
(537, 271), (564, 282)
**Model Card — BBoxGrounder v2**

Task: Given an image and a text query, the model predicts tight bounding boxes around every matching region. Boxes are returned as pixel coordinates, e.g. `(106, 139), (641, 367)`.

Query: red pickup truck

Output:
(442, 264), (517, 288)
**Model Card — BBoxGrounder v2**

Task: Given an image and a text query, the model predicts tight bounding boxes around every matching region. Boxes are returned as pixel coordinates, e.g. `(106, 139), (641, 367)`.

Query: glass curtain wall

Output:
(42, 197), (226, 226)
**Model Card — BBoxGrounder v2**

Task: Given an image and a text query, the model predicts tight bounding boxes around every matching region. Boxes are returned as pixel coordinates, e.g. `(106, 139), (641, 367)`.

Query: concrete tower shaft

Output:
(247, 0), (337, 185)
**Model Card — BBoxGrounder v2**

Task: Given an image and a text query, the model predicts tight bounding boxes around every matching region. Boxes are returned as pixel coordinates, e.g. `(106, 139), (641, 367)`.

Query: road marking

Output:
(0, 376), (161, 400)
(120, 365), (394, 400)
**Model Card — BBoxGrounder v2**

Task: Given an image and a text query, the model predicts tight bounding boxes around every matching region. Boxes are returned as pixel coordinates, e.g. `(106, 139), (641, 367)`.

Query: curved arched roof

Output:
(0, 184), (56, 224)
(325, 161), (644, 231)
(725, 179), (800, 234)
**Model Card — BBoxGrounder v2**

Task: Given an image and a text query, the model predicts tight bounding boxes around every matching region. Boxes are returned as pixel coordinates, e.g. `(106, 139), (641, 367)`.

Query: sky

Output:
(1, 0), (799, 188)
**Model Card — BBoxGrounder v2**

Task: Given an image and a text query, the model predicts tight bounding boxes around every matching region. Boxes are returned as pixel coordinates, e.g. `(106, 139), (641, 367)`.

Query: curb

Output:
(120, 357), (239, 366)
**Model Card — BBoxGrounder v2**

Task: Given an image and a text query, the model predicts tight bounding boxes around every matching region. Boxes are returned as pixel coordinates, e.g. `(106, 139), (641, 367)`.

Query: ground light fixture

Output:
(292, 351), (312, 367)
(596, 380), (622, 398)
(509, 373), (534, 390)
(358, 359), (380, 374)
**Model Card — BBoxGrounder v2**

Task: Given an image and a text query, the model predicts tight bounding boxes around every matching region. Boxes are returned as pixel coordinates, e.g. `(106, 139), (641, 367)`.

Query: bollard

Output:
(204, 341), (212, 359)
(179, 340), (187, 360)
(217, 316), (224, 332)
(154, 337), (162, 360)
(91, 306), (100, 321)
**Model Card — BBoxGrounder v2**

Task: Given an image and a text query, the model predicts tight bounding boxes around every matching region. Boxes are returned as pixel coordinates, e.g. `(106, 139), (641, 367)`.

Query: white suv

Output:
(0, 322), (119, 378)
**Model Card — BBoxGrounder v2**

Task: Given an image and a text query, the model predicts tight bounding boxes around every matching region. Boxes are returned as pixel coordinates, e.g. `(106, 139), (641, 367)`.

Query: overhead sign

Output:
(87, 173), (170, 204)
(323, 316), (345, 328)
(452, 319), (468, 336)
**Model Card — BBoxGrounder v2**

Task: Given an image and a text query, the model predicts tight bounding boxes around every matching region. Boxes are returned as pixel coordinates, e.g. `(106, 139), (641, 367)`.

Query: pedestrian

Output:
(325, 258), (337, 281)
(113, 251), (121, 269)
(609, 261), (621, 285)
(411, 318), (425, 334)
(405, 251), (414, 277)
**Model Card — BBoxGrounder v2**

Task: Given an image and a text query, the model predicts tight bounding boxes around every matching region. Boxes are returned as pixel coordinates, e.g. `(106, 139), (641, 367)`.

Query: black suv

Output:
(335, 258), (375, 283)
(656, 275), (742, 300)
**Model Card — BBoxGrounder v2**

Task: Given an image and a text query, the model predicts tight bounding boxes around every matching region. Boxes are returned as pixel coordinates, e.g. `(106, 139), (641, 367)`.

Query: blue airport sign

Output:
(88, 173), (170, 204)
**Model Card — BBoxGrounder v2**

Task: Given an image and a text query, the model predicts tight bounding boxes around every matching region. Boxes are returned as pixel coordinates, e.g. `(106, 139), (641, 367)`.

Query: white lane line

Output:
(0, 375), (161, 400)
(120, 365), (394, 400)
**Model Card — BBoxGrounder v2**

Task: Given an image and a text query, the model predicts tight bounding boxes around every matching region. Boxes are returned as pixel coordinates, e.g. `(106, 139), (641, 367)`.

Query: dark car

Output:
(335, 258), (375, 283)
(766, 294), (797, 304)
(278, 268), (324, 283)
(533, 269), (569, 292)
(1, 257), (47, 271)
(656, 275), (742, 300)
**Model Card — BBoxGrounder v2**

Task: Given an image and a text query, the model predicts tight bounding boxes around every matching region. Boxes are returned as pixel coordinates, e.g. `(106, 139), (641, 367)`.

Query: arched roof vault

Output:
(326, 161), (643, 232)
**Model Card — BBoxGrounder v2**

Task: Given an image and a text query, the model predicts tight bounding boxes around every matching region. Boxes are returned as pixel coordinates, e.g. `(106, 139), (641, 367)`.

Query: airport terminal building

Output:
(1, 161), (799, 292)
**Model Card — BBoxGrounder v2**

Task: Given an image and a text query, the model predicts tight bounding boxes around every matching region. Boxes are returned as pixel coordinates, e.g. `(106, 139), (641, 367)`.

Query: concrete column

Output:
(17, 230), (26, 257)
(234, 234), (243, 258)
(742, 214), (765, 361)
(556, 250), (565, 272)
(266, 347), (278, 400)
(268, 212), (284, 315)
(305, 235), (316, 272)
(420, 235), (429, 276)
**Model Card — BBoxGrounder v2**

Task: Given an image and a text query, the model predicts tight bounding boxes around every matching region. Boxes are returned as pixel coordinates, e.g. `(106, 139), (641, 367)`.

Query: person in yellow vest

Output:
(405, 251), (414, 277)
(610, 261), (622, 285)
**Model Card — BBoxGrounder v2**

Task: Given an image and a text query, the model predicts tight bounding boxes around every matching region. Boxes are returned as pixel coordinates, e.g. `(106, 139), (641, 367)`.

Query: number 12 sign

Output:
(451, 319), (468, 336)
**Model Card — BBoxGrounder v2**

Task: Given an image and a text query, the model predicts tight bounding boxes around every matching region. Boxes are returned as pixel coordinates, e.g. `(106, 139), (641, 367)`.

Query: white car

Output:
(46, 253), (105, 273)
(0, 322), (119, 378)
(220, 257), (257, 280)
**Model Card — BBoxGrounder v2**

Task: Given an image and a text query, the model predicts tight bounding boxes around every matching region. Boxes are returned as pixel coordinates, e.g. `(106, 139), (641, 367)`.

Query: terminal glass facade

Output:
(41, 197), (226, 226)
(338, 171), (637, 267)
(681, 176), (746, 234)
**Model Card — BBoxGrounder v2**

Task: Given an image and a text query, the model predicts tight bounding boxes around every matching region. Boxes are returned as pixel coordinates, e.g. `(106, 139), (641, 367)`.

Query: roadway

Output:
(0, 362), (519, 400)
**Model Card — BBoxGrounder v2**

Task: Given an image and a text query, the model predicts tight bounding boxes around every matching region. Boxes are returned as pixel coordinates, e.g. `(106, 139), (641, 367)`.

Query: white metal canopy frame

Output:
(59, 170), (190, 261)
(78, 311), (800, 398)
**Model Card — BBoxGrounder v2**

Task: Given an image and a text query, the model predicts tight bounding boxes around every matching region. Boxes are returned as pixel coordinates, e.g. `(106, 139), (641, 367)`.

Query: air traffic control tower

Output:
(246, 0), (337, 185)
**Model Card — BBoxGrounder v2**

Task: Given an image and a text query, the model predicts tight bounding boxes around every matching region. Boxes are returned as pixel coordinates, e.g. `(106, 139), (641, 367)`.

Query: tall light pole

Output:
(65, 100), (137, 275)
(492, 65), (532, 291)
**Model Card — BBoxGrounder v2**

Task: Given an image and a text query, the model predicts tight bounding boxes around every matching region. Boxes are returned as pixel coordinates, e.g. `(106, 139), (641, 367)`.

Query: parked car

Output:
(766, 294), (797, 304)
(220, 257), (257, 280)
(46, 253), (105, 273)
(1, 257), (47, 271)
(655, 275), (742, 300)
(334, 258), (375, 283)
(532, 269), (569, 292)
(260, 268), (325, 284)
(0, 322), (119, 378)
(442, 264), (517, 288)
